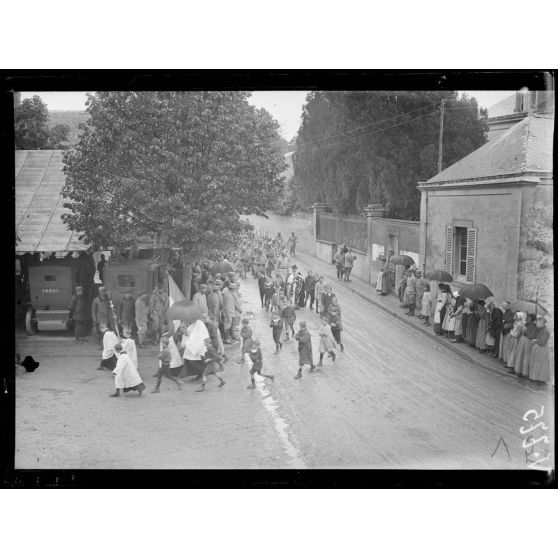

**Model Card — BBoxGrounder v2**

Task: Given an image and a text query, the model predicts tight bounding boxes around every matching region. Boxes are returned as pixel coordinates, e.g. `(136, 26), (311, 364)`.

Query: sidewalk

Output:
(293, 251), (527, 382)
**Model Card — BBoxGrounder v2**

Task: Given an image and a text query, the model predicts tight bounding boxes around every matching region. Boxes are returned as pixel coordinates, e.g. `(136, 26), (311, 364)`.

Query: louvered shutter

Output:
(465, 228), (477, 283)
(445, 226), (454, 273)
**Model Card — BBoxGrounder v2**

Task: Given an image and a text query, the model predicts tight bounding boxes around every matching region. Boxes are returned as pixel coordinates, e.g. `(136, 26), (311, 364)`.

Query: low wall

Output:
(243, 212), (315, 255)
(316, 240), (334, 264)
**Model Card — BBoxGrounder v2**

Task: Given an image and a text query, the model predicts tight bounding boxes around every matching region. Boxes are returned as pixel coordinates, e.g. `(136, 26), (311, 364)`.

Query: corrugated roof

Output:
(423, 114), (554, 185)
(15, 150), (88, 253)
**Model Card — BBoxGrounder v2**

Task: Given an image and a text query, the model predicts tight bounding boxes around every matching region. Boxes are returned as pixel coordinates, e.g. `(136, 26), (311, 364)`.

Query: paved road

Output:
(15, 266), (554, 469)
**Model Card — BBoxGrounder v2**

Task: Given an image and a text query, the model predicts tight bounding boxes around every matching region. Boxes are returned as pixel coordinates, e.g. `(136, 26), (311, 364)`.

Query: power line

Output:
(298, 109), (440, 154)
(297, 100), (440, 148)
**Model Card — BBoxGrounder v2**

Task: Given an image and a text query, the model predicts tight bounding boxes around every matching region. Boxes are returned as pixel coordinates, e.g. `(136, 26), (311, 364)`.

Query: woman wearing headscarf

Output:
(433, 285), (446, 336)
(528, 316), (551, 383)
(514, 314), (537, 377)
(506, 312), (527, 370)
(442, 290), (455, 338)
(450, 291), (465, 343)
(475, 300), (489, 353)
(399, 272), (408, 307)
(499, 301), (515, 364)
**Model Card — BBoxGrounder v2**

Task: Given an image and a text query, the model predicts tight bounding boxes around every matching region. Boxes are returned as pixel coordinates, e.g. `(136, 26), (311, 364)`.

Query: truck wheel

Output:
(25, 309), (36, 335)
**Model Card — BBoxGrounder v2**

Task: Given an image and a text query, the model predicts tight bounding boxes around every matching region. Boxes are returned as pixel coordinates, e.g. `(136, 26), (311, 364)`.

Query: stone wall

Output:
(518, 180), (553, 320)
(425, 186), (520, 306)
(243, 212), (315, 255)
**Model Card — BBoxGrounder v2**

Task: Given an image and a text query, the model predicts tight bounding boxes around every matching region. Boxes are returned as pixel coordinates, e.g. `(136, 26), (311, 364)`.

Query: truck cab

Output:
(23, 253), (96, 334)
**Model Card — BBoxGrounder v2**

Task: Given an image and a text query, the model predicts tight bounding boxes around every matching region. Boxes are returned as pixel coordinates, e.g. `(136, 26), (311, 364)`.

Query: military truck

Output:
(23, 253), (95, 334)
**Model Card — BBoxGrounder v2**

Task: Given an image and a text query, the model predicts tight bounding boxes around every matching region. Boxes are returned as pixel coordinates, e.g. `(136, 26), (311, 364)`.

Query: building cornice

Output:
(417, 173), (548, 191)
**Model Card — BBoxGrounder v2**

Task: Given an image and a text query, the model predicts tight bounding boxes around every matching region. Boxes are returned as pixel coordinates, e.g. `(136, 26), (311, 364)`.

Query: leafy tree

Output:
(15, 95), (73, 150)
(293, 91), (488, 219)
(45, 123), (71, 149)
(62, 91), (286, 298)
(14, 95), (50, 149)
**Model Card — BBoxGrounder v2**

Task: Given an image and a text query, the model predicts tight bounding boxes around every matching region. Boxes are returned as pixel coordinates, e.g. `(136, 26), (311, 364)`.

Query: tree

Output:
(45, 123), (71, 149)
(15, 95), (73, 150)
(62, 91), (286, 298)
(293, 91), (488, 219)
(14, 95), (50, 149)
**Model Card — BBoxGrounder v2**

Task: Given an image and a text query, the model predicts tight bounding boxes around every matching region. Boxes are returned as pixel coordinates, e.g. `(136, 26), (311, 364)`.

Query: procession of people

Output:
(61, 224), (555, 398)
(88, 230), (352, 398)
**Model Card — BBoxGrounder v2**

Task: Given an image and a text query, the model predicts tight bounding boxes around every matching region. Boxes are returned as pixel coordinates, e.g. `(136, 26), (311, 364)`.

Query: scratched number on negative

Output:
(521, 406), (552, 472)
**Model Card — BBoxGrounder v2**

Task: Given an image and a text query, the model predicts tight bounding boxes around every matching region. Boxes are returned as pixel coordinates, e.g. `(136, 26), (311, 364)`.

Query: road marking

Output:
(256, 378), (306, 468)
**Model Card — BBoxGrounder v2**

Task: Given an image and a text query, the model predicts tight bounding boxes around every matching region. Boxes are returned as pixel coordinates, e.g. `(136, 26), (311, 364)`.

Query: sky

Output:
(20, 90), (514, 141)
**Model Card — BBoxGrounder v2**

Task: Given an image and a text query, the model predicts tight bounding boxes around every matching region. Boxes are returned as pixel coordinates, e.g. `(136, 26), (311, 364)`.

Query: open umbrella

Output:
(510, 300), (549, 316)
(166, 301), (203, 335)
(389, 254), (415, 266)
(460, 283), (494, 301)
(425, 269), (453, 282)
(210, 261), (236, 275)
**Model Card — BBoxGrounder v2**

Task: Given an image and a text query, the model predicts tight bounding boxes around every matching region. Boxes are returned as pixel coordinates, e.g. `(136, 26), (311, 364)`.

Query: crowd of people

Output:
(79, 230), (350, 397)
(63, 230), (551, 393)
(391, 267), (551, 384)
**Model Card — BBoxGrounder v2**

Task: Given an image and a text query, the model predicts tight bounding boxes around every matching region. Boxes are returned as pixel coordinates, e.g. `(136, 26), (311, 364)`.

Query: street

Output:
(15, 256), (553, 469)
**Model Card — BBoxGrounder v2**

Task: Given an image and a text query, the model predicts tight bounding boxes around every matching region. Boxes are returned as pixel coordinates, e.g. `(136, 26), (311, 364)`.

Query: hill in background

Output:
(47, 110), (89, 146)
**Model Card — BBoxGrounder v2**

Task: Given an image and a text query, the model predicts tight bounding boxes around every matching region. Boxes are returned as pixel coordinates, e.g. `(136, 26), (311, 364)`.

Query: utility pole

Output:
(437, 98), (445, 174)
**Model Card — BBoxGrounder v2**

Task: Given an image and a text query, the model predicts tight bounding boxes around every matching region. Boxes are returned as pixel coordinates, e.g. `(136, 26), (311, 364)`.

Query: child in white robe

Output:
(110, 343), (145, 397)
(121, 327), (138, 369)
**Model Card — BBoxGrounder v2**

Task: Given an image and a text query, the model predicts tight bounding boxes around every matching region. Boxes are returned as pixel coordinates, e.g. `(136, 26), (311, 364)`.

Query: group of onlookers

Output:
(333, 244), (358, 282)
(386, 268), (551, 384)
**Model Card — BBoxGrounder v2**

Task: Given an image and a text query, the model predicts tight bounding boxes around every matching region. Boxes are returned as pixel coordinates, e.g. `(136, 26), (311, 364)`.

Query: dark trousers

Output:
(336, 265), (344, 279)
(259, 290), (265, 307)
(74, 319), (85, 339)
(100, 355), (117, 371)
(305, 291), (315, 308)
(264, 291), (272, 308)
(331, 326), (342, 345)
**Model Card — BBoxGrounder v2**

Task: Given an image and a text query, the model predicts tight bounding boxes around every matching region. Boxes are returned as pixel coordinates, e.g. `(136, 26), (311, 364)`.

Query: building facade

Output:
(418, 110), (553, 314)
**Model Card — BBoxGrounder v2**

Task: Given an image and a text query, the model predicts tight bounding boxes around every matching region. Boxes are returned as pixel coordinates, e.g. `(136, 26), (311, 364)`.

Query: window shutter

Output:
(445, 226), (454, 273)
(465, 228), (477, 283)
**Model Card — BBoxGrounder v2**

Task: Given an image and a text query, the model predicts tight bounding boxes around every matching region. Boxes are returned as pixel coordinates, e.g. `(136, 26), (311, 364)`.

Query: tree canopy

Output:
(62, 91), (286, 263)
(14, 95), (71, 149)
(293, 91), (488, 219)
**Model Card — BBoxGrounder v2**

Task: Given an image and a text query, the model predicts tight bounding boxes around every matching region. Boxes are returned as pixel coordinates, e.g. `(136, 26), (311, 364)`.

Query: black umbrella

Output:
(425, 269), (454, 282)
(460, 283), (494, 301)
(389, 254), (415, 266)
(166, 301), (203, 335)
(210, 261), (236, 275)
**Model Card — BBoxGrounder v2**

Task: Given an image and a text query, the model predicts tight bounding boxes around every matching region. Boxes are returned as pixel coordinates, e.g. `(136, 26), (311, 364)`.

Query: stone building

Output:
(417, 101), (553, 314)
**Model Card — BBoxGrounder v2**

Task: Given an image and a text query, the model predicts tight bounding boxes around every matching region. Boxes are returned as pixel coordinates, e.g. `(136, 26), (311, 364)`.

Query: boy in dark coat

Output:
(197, 338), (225, 391)
(246, 340), (274, 389)
(264, 274), (275, 311)
(294, 321), (315, 379)
(281, 300), (296, 341)
(321, 284), (334, 318)
(304, 270), (317, 310)
(270, 311), (284, 354)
